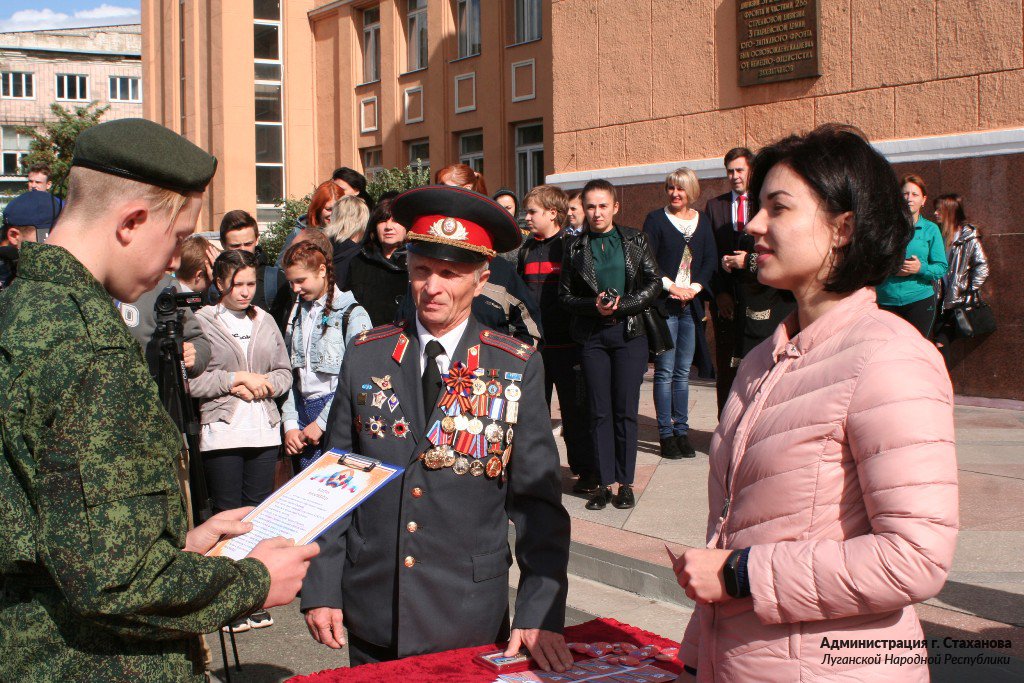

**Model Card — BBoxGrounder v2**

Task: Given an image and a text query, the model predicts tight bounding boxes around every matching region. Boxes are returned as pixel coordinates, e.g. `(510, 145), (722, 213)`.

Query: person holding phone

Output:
(559, 179), (660, 510)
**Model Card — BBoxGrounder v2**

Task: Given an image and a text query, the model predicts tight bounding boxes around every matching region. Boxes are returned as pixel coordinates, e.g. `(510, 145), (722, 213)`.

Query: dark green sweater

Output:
(590, 227), (626, 295)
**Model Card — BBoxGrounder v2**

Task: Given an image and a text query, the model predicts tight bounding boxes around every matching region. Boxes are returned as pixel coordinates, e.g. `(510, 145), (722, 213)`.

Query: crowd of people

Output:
(0, 118), (982, 680)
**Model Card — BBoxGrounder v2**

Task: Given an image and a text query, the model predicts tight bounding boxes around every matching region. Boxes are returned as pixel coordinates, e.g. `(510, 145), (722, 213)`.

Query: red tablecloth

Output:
(288, 618), (683, 682)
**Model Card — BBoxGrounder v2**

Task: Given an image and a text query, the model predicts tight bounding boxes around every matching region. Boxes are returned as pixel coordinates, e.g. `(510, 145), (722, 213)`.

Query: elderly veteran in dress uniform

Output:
(301, 186), (574, 671)
(0, 118), (318, 682)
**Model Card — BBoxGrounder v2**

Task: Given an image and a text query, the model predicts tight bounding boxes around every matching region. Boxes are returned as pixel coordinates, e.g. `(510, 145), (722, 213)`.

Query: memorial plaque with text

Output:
(737, 0), (820, 86)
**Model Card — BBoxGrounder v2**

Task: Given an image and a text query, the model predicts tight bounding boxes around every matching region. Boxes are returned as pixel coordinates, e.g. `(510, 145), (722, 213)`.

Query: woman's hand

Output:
(669, 547), (734, 605)
(669, 285), (697, 303)
(898, 255), (921, 276)
(234, 372), (273, 399)
(232, 385), (256, 401)
(284, 429), (308, 455)
(184, 507), (255, 554)
(303, 422), (324, 446)
(596, 293), (620, 317)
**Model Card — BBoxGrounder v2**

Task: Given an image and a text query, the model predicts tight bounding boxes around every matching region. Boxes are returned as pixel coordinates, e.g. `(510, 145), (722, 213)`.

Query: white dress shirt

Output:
(416, 315), (470, 377)
(731, 191), (749, 230)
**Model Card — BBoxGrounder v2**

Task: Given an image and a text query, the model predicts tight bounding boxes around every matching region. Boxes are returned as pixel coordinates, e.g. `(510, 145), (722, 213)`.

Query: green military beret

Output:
(72, 118), (217, 193)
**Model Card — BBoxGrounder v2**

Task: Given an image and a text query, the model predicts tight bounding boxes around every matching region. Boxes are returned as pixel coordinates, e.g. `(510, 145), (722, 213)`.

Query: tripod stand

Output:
(153, 287), (242, 681)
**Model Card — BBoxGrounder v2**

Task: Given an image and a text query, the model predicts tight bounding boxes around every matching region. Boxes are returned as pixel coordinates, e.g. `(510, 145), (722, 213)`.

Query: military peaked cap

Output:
(72, 118), (217, 193)
(392, 185), (522, 263)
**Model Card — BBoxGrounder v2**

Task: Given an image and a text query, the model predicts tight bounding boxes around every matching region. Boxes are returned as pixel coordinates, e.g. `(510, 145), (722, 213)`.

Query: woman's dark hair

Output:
(362, 198), (394, 251)
(282, 241), (335, 334)
(213, 249), (260, 318)
(581, 178), (617, 204)
(219, 209), (259, 245)
(748, 124), (912, 293)
(331, 166), (374, 209)
(933, 193), (968, 247)
(492, 188), (519, 215)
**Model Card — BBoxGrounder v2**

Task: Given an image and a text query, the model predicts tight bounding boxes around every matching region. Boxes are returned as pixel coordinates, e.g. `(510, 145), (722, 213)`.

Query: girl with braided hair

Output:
(280, 240), (371, 469)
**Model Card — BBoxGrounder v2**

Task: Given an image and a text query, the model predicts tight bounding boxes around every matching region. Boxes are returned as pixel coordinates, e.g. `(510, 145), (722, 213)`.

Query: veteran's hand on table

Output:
(505, 628), (574, 673)
(249, 537), (320, 608)
(305, 607), (346, 649)
(284, 429), (308, 455)
(184, 507), (255, 554)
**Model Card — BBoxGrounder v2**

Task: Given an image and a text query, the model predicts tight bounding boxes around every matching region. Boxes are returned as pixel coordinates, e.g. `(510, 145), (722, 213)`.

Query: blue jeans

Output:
(653, 308), (696, 439)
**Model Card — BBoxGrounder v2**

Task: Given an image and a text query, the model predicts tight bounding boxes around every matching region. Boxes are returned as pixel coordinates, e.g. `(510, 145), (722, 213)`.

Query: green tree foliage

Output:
(366, 162), (430, 202)
(18, 103), (109, 198)
(261, 193), (312, 264)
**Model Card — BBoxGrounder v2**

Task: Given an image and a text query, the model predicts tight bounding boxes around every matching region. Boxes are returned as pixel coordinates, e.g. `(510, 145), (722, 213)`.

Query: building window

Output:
(1, 126), (32, 176)
(108, 76), (141, 102)
(457, 0), (481, 58)
(404, 86), (424, 124)
(458, 131), (484, 174)
(406, 0), (428, 72)
(1, 71), (35, 99)
(408, 139), (429, 172)
(363, 147), (383, 179)
(514, 123), (543, 199)
(55, 74), (89, 101)
(363, 7), (382, 83)
(514, 0), (541, 43)
(255, 0), (284, 210)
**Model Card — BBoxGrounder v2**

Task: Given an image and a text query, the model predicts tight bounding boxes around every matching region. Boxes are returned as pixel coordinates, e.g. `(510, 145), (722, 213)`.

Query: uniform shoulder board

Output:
(354, 321), (406, 346)
(480, 329), (535, 361)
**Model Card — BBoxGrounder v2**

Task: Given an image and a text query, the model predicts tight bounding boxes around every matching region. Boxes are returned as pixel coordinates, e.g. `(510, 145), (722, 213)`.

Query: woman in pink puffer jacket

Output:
(675, 126), (958, 682)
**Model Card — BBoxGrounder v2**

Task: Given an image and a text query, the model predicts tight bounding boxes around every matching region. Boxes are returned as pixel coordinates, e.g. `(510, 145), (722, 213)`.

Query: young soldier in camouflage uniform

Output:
(0, 118), (318, 682)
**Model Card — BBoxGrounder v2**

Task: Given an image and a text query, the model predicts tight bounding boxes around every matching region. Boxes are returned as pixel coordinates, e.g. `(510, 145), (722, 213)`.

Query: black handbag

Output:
(953, 290), (997, 338)
(643, 306), (673, 357)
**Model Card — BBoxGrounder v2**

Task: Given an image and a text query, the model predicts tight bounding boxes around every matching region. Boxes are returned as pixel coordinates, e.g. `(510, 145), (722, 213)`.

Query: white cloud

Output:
(0, 5), (141, 32)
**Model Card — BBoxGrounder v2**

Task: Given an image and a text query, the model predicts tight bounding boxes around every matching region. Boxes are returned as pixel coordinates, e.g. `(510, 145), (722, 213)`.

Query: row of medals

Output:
(421, 372), (522, 479)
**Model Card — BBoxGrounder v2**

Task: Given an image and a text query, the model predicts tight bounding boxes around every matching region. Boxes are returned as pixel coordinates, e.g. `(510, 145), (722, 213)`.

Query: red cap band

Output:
(407, 214), (496, 258)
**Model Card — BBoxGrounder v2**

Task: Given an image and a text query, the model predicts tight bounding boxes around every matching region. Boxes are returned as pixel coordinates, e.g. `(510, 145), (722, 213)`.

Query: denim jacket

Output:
(281, 287), (371, 429)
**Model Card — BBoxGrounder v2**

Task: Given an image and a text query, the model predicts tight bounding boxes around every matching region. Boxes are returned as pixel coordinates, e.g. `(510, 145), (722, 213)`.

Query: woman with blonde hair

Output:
(642, 167), (716, 460)
(323, 194), (370, 286)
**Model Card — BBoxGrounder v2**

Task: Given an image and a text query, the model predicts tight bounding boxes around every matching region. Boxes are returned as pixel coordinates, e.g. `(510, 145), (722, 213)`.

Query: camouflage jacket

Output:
(0, 243), (270, 682)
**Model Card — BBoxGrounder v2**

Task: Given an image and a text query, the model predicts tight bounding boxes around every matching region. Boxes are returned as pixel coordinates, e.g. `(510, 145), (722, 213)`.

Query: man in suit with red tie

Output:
(704, 147), (794, 414)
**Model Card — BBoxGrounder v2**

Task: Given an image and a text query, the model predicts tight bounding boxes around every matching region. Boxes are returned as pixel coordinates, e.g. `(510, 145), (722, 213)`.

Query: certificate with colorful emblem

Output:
(207, 449), (403, 561)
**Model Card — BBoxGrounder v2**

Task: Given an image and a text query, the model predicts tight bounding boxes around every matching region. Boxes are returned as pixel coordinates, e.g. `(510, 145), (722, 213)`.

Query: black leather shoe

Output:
(572, 474), (599, 494)
(660, 437), (683, 460)
(676, 434), (697, 458)
(612, 484), (635, 509)
(585, 486), (612, 510)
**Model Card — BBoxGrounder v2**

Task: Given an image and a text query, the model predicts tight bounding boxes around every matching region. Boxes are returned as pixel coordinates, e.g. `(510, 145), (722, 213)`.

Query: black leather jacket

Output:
(559, 225), (661, 343)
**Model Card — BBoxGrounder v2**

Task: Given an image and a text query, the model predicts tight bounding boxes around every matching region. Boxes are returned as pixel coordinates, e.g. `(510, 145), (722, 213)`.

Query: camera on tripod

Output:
(154, 285), (212, 523)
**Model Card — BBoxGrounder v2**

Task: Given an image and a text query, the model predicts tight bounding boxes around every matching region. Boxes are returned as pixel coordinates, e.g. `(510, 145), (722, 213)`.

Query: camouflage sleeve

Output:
(34, 349), (271, 639)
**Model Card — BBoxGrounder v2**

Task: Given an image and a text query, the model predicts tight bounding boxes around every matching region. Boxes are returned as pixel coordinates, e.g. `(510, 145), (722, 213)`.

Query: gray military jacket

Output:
(300, 315), (570, 656)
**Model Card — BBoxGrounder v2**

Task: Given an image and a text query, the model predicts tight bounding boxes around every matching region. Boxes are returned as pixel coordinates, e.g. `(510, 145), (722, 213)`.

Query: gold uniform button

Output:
(411, 487), (423, 498)
(407, 521), (418, 533)
(404, 555), (416, 568)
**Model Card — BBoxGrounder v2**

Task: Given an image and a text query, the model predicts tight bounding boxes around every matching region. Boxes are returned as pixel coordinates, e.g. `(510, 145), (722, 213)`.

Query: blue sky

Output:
(0, 2), (141, 32)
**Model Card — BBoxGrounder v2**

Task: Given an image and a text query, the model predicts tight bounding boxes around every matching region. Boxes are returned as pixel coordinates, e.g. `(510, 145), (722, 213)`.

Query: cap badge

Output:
(429, 217), (469, 242)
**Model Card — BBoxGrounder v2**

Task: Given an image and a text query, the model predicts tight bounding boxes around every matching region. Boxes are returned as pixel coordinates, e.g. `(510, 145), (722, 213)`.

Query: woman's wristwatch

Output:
(722, 548), (751, 598)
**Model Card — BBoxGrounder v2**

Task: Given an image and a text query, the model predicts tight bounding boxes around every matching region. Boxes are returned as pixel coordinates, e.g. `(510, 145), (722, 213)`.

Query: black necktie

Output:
(421, 340), (445, 415)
